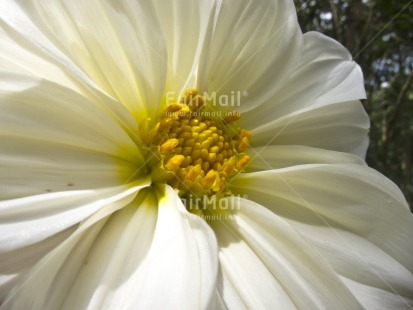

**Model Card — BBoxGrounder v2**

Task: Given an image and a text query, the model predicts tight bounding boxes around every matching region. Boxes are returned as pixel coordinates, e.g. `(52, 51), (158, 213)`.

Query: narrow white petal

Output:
(152, 0), (215, 94)
(0, 136), (142, 200)
(215, 234), (296, 309)
(60, 190), (159, 310)
(198, 0), (302, 111)
(300, 227), (413, 306)
(341, 276), (413, 309)
(0, 228), (74, 275)
(233, 164), (413, 305)
(244, 32), (369, 157)
(126, 186), (218, 309)
(251, 100), (369, 158)
(0, 73), (140, 157)
(0, 3), (84, 94)
(247, 145), (366, 171)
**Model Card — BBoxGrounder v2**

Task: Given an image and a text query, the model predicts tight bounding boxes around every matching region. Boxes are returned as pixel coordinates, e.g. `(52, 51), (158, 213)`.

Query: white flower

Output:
(1, 0), (412, 309)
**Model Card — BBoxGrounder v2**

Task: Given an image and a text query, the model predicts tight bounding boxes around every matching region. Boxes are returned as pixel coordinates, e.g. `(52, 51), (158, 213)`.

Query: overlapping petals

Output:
(232, 149), (413, 308)
(208, 197), (362, 308)
(1, 186), (218, 309)
(243, 32), (369, 157)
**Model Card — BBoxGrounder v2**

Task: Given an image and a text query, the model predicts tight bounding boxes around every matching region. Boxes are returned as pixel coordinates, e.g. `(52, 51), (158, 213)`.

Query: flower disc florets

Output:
(141, 89), (251, 202)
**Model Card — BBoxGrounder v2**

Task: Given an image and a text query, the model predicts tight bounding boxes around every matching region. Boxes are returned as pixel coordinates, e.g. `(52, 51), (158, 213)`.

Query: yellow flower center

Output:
(140, 89), (250, 203)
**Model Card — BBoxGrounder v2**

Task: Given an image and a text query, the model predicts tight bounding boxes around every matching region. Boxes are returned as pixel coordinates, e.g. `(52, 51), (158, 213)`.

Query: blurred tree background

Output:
(294, 0), (413, 209)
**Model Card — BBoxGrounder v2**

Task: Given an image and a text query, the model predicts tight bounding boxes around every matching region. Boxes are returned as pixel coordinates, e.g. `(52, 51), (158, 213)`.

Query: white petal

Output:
(250, 100), (369, 158)
(151, 0), (215, 95)
(0, 10), (144, 135)
(2, 186), (218, 310)
(304, 228), (413, 308)
(0, 74), (146, 199)
(59, 190), (159, 310)
(244, 32), (369, 157)
(233, 163), (413, 305)
(247, 145), (366, 171)
(0, 3), (84, 94)
(207, 197), (360, 309)
(1, 0), (167, 120)
(2, 218), (107, 310)
(0, 73), (140, 156)
(341, 276), (413, 309)
(0, 137), (140, 200)
(124, 186), (218, 310)
(198, 0), (302, 111)
(0, 228), (74, 275)
(246, 32), (366, 120)
(0, 181), (149, 274)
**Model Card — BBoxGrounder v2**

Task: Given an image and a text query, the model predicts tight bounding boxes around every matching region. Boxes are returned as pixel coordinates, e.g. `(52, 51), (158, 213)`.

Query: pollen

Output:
(140, 89), (251, 199)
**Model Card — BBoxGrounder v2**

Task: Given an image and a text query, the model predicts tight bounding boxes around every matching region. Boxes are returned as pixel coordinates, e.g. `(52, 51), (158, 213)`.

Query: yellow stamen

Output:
(236, 155), (250, 171)
(186, 164), (202, 182)
(222, 157), (236, 175)
(160, 138), (179, 153)
(202, 170), (219, 189)
(165, 103), (182, 113)
(165, 155), (185, 171)
(142, 123), (159, 145)
(237, 136), (249, 152)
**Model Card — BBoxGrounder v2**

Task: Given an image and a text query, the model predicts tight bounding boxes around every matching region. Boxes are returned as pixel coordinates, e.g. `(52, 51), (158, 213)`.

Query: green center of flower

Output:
(141, 89), (250, 201)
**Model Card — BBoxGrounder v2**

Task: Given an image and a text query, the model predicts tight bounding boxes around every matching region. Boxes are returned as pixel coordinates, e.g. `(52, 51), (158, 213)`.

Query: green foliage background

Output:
(294, 0), (413, 209)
